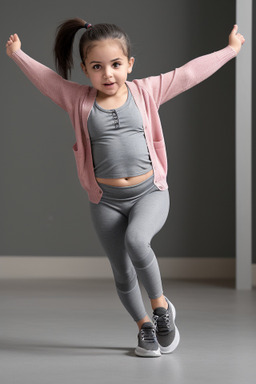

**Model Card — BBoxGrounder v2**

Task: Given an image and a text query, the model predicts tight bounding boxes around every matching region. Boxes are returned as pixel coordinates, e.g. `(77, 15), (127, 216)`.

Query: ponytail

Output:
(54, 18), (86, 80)
(53, 18), (132, 80)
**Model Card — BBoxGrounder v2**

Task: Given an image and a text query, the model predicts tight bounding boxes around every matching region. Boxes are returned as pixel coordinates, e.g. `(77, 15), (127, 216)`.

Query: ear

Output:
(81, 62), (89, 77)
(127, 56), (135, 74)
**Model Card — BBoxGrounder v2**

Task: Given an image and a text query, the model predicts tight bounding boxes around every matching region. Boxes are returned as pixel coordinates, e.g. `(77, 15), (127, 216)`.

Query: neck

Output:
(96, 83), (128, 109)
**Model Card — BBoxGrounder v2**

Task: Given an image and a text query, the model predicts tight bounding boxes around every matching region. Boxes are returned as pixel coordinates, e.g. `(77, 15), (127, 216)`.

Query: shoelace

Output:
(140, 328), (157, 343)
(153, 313), (171, 332)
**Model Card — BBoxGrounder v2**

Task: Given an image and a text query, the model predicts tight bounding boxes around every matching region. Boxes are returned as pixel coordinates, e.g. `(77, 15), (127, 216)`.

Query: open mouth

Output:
(103, 83), (115, 87)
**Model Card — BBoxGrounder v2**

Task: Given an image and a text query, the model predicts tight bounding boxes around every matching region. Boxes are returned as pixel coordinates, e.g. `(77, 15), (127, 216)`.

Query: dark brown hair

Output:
(53, 17), (132, 80)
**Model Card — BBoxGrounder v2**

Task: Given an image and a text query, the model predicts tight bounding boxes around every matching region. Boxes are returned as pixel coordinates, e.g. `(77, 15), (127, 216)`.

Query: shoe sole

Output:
(158, 299), (180, 354)
(135, 346), (161, 357)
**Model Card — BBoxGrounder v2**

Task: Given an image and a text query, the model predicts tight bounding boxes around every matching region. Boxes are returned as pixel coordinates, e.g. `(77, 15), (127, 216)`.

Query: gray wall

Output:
(0, 0), (236, 257)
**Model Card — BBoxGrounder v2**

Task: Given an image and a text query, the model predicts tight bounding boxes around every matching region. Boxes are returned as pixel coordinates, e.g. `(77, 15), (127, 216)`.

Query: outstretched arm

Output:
(136, 25), (245, 107)
(6, 34), (84, 112)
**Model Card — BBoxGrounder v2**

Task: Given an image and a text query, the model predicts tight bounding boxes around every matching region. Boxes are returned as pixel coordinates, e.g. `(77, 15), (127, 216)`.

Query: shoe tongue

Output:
(141, 322), (154, 329)
(154, 307), (167, 316)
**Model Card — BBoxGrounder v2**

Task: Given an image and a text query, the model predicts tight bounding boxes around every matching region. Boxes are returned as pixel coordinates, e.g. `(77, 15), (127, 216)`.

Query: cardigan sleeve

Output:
(10, 49), (85, 112)
(135, 45), (237, 108)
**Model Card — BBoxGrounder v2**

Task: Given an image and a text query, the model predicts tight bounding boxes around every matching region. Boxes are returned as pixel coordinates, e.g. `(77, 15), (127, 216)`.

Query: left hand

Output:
(229, 24), (245, 54)
(6, 33), (21, 57)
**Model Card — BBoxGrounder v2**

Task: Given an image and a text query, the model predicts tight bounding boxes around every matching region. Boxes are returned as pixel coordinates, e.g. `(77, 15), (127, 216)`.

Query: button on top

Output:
(111, 110), (119, 129)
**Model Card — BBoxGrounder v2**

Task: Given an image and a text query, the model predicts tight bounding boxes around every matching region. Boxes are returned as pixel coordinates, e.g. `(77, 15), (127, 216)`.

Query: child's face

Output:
(81, 39), (134, 98)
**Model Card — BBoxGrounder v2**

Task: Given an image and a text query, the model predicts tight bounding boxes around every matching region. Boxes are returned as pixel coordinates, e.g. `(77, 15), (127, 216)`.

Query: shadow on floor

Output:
(0, 337), (136, 357)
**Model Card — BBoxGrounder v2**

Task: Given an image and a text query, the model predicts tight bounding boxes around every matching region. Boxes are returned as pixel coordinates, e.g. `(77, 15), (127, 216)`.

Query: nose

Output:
(103, 66), (112, 79)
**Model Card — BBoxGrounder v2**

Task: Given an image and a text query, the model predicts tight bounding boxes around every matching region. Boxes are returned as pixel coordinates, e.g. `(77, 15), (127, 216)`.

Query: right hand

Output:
(6, 33), (21, 57)
(228, 24), (245, 54)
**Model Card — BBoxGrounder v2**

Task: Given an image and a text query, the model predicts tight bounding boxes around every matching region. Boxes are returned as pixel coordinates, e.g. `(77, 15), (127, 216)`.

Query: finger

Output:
(231, 24), (238, 35)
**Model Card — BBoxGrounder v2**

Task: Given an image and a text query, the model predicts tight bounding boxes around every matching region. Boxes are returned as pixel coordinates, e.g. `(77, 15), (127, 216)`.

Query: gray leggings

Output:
(89, 175), (170, 322)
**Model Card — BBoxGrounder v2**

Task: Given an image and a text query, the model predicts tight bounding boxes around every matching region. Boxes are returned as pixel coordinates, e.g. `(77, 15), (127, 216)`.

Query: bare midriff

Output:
(96, 169), (154, 187)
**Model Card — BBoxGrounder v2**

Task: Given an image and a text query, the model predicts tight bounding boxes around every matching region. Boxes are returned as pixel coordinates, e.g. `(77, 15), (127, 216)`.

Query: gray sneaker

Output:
(152, 297), (180, 354)
(135, 322), (161, 357)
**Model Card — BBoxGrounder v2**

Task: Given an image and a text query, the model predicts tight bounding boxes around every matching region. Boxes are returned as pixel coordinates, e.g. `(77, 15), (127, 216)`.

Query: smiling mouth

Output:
(103, 83), (115, 86)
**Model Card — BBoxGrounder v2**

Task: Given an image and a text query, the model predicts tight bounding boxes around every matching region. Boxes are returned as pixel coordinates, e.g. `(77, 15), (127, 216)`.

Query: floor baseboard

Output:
(0, 256), (243, 281)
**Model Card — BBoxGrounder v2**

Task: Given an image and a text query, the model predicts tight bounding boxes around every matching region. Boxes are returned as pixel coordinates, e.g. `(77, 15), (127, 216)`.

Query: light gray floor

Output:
(0, 278), (255, 384)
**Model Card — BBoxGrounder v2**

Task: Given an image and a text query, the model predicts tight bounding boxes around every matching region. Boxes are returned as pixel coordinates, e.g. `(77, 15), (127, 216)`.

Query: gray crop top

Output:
(87, 87), (153, 178)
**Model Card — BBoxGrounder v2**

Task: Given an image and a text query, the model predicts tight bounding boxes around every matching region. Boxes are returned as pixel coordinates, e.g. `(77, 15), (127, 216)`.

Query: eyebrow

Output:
(89, 58), (123, 64)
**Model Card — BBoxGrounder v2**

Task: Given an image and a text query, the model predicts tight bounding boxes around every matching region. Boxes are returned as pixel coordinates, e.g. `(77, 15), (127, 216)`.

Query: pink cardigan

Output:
(10, 45), (236, 203)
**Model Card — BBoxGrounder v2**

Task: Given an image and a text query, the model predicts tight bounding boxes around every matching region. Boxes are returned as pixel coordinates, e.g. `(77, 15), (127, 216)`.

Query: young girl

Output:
(6, 19), (244, 358)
